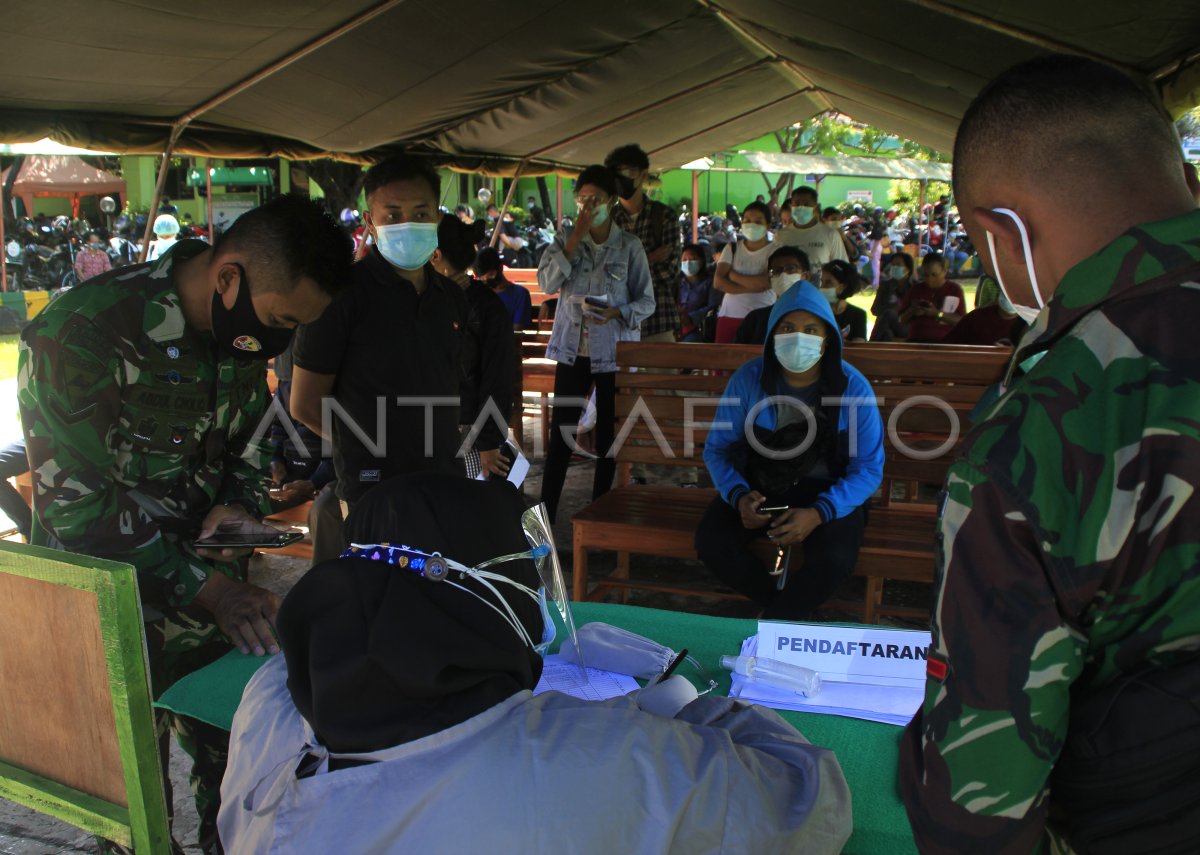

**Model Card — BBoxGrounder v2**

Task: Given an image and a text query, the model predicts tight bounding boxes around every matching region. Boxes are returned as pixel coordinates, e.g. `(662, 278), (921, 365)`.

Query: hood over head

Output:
(761, 280), (847, 392)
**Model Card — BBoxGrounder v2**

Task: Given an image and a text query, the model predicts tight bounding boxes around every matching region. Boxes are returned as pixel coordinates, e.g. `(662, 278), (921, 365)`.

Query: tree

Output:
(888, 140), (951, 214)
(305, 159), (366, 215)
(759, 111), (936, 207)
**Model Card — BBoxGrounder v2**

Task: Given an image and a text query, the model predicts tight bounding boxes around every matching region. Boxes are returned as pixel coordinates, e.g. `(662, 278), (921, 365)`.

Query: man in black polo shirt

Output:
(291, 156), (468, 506)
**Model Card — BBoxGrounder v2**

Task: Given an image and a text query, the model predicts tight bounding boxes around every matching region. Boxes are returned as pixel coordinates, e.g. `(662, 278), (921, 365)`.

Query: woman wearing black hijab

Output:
(219, 473), (851, 854)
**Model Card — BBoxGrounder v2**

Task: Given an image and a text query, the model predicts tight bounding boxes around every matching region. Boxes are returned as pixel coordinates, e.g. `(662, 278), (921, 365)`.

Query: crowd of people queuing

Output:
(11, 52), (1200, 854)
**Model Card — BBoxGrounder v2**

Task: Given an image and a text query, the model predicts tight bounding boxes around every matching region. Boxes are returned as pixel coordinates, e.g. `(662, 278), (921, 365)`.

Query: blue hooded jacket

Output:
(703, 281), (884, 522)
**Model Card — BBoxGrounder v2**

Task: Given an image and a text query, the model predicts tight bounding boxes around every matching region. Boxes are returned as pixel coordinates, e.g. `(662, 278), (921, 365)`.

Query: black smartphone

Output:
(584, 295), (609, 308)
(193, 531), (304, 549)
(489, 441), (519, 481)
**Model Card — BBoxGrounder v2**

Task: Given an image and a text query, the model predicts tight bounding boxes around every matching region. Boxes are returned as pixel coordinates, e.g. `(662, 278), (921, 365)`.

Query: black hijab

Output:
(277, 472), (544, 753)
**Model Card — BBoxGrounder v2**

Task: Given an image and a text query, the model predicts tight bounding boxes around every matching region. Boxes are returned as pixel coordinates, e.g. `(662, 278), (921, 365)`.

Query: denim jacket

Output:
(537, 226), (656, 372)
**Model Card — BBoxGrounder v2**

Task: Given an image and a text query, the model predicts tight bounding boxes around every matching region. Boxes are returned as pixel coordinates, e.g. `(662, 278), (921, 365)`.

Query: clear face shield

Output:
(342, 502), (588, 688)
(519, 503), (587, 685)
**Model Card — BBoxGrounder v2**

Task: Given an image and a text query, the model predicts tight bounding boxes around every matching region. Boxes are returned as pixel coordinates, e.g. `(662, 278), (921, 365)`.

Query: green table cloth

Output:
(158, 601), (917, 854)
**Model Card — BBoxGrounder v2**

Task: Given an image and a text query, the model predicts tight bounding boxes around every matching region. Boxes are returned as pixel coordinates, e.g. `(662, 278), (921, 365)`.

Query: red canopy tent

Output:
(0, 155), (125, 218)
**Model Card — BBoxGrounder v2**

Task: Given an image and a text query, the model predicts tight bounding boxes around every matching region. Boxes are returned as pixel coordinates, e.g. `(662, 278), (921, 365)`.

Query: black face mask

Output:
(614, 173), (637, 200)
(210, 264), (294, 360)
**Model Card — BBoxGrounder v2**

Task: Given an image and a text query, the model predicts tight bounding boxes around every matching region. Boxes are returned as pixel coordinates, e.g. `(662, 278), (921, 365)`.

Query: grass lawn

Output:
(848, 279), (979, 338)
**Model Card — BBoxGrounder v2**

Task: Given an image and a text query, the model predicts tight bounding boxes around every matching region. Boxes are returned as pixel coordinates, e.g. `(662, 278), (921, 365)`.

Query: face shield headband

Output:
(338, 502), (585, 682)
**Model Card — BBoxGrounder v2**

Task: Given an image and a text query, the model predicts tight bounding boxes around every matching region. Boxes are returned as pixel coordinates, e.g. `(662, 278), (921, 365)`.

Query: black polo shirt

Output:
(294, 248), (468, 502)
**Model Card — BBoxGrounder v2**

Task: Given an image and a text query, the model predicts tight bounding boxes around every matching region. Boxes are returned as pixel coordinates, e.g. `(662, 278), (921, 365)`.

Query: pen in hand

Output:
(652, 648), (689, 687)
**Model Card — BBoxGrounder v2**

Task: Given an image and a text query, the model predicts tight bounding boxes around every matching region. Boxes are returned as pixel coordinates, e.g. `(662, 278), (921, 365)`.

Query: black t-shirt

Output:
(294, 248), (469, 502)
(833, 303), (868, 341)
(460, 279), (516, 451)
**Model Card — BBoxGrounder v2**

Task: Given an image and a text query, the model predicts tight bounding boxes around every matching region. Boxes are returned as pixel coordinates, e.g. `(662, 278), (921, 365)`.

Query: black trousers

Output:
(540, 357), (616, 522)
(695, 484), (866, 619)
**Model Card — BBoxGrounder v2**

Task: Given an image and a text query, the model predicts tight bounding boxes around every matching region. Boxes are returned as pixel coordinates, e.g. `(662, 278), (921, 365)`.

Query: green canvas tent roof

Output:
(0, 1), (1196, 174)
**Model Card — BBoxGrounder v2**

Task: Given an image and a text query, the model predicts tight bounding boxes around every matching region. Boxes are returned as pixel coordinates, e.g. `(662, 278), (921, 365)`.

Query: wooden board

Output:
(0, 573), (126, 807)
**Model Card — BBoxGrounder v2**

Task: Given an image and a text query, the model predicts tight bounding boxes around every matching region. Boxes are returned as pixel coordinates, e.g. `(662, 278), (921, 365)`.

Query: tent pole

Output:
(1, 156), (23, 292)
(206, 160), (214, 243)
(556, 175), (563, 230)
(489, 159), (528, 250)
(900, 0), (1133, 70)
(139, 125), (185, 262)
(691, 171), (699, 243)
(917, 180), (927, 254)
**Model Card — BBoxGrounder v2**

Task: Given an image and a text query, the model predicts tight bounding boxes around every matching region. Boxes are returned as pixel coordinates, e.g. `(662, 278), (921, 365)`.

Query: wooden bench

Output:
(571, 341), (1010, 623)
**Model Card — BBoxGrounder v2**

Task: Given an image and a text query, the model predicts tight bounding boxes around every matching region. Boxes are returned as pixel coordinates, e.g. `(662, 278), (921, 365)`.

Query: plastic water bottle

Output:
(721, 655), (822, 697)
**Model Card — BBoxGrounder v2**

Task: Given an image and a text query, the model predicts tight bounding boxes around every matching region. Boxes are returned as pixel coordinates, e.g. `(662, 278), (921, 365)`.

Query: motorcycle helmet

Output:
(52, 215), (71, 235)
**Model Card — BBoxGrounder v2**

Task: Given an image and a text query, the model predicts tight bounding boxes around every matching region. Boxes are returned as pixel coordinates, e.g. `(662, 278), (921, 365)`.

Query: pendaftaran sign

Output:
(757, 621), (931, 689)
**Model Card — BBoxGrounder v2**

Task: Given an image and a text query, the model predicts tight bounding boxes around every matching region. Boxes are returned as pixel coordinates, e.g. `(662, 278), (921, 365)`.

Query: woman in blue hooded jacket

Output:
(697, 281), (884, 618)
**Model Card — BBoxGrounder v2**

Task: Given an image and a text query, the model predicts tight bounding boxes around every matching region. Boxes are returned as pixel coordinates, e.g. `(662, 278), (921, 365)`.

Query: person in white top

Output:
(774, 186), (849, 269)
(713, 200), (775, 343)
(146, 213), (180, 261)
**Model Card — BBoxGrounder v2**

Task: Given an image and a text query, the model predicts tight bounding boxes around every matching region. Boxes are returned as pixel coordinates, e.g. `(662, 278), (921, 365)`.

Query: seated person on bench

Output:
(735, 245), (812, 346)
(697, 281), (885, 619)
(219, 473), (852, 854)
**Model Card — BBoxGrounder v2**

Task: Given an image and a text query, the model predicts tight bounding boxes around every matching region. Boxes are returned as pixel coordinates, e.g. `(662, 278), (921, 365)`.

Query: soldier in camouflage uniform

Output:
(900, 57), (1200, 852)
(18, 196), (352, 853)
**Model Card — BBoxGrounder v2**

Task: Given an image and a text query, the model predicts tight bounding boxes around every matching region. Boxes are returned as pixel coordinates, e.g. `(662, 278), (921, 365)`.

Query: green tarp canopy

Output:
(186, 167), (275, 187)
(0, 1), (1196, 174)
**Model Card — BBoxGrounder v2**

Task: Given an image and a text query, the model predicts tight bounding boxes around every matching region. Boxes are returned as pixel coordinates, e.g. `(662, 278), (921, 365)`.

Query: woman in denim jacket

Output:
(537, 164), (655, 522)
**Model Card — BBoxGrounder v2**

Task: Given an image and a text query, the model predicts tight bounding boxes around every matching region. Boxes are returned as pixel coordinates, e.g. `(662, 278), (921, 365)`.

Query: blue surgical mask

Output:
(774, 331), (824, 373)
(591, 204), (610, 227)
(791, 205), (815, 226)
(742, 223), (768, 242)
(375, 222), (438, 270)
(888, 265), (908, 280)
(681, 260), (701, 277)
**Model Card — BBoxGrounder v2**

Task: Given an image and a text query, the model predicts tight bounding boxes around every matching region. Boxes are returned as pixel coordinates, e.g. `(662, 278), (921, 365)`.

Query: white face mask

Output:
(770, 272), (805, 296)
(742, 223), (768, 242)
(984, 207), (1045, 326)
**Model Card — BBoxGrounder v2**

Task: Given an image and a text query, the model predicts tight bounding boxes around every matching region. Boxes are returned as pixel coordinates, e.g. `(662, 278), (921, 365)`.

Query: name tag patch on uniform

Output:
(360, 469), (382, 482)
(926, 655), (948, 683)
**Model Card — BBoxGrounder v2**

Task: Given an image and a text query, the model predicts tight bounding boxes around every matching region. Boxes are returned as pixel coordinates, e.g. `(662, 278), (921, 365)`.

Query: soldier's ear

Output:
(214, 262), (243, 305)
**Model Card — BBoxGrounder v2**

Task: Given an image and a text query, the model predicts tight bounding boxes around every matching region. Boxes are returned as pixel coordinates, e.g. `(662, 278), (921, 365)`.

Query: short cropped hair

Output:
(742, 201), (772, 223)
(215, 195), (352, 297)
(790, 186), (819, 204)
(921, 252), (947, 271)
(954, 54), (1179, 199)
(575, 165), (618, 198)
(363, 155), (440, 201)
(768, 245), (811, 272)
(604, 144), (650, 172)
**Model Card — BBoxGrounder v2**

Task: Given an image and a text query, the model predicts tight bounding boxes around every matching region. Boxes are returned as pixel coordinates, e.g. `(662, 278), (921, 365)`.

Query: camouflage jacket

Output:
(18, 240), (273, 613)
(900, 209), (1200, 852)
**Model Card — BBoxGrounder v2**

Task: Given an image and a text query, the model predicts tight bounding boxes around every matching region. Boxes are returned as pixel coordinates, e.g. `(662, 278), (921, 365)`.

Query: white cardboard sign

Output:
(756, 621), (932, 689)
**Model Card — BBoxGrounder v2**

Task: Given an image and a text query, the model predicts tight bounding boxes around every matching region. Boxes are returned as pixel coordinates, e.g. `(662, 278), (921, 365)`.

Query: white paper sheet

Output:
(728, 637), (923, 727)
(534, 654), (639, 702)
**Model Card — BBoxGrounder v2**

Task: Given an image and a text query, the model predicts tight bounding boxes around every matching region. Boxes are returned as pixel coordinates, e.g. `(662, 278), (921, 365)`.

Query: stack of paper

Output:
(728, 622), (931, 727)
